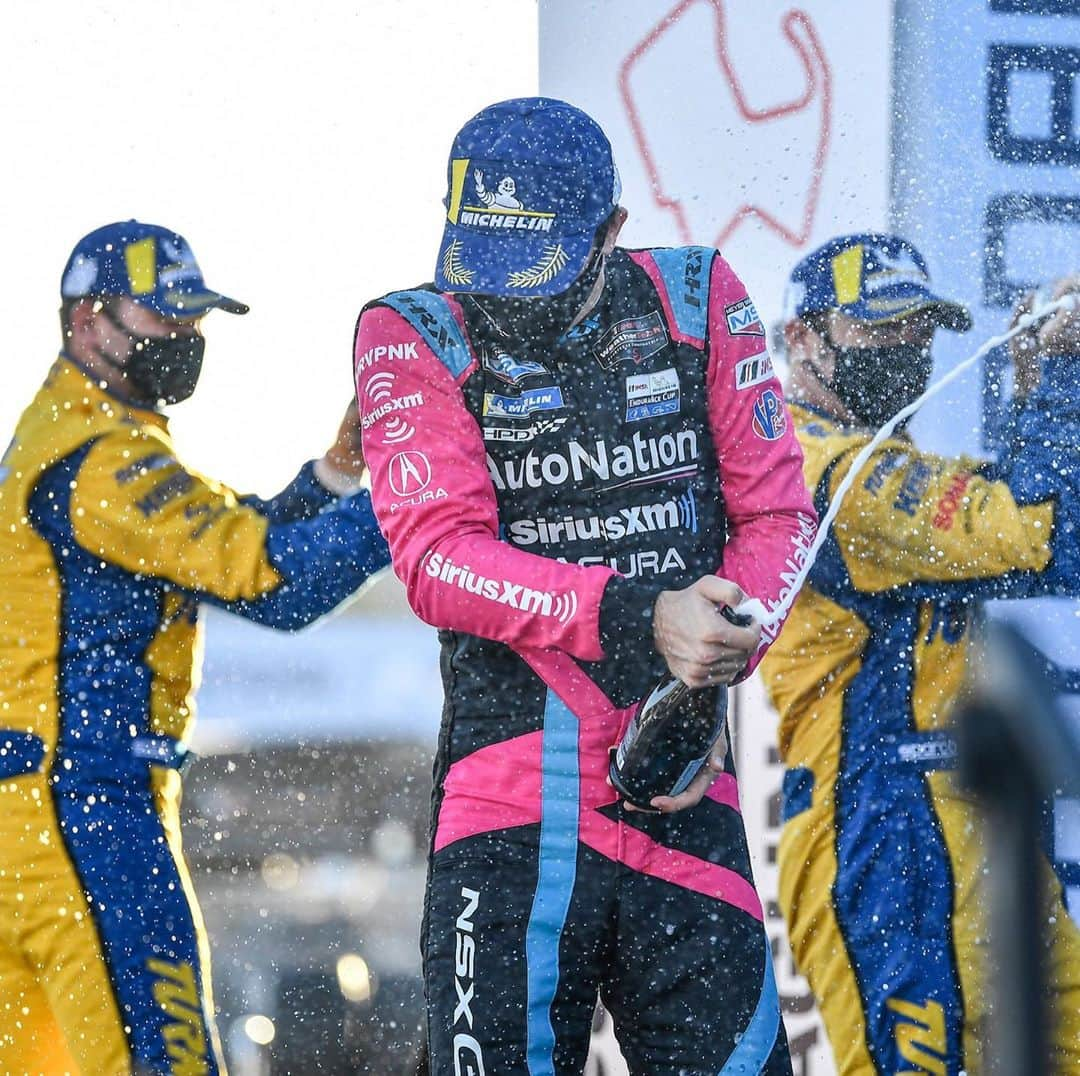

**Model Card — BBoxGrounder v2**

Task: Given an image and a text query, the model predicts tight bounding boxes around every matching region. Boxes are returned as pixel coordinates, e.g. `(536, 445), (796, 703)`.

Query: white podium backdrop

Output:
(540, 3), (895, 1070)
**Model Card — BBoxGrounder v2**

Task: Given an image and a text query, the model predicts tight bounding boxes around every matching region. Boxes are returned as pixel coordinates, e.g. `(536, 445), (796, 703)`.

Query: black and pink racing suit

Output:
(354, 246), (815, 1075)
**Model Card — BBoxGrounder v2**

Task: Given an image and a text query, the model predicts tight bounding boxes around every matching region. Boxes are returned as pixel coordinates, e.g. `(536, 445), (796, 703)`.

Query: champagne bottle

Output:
(609, 681), (727, 810)
(608, 605), (750, 810)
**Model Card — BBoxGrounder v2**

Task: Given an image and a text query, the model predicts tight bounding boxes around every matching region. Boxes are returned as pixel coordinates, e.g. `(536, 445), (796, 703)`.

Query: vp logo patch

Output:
(751, 388), (787, 441)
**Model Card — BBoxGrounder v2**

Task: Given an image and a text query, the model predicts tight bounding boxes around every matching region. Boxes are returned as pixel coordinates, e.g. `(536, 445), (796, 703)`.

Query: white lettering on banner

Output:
(757, 513), (817, 649)
(574, 546), (686, 577)
(423, 552), (578, 624)
(355, 340), (419, 375)
(508, 490), (697, 546)
(487, 431), (699, 492)
(453, 886), (486, 1075)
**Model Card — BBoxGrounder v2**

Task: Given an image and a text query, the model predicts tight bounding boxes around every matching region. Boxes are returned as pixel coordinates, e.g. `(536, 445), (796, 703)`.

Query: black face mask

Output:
(814, 327), (933, 428)
(468, 245), (606, 357)
(99, 308), (206, 405)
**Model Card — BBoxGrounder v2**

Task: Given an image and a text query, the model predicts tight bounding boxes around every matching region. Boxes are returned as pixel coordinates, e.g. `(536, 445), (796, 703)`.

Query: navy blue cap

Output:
(784, 232), (971, 332)
(61, 220), (248, 318)
(435, 97), (621, 297)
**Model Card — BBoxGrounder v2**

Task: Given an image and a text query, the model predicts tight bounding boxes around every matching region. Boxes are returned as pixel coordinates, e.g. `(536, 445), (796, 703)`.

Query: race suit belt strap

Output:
(0, 731), (195, 779)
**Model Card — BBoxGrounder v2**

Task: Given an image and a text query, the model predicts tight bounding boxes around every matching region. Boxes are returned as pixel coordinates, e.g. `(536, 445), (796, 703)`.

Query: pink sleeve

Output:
(354, 304), (615, 661)
(705, 256), (818, 674)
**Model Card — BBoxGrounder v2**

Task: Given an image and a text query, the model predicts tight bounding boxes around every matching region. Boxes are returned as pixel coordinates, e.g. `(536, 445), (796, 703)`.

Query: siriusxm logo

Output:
(508, 490), (698, 546)
(487, 431), (699, 492)
(424, 552), (578, 623)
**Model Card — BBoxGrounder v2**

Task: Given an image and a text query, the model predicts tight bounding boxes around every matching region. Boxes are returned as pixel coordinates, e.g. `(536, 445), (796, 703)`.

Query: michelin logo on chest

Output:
(483, 386), (565, 420)
(625, 367), (680, 422)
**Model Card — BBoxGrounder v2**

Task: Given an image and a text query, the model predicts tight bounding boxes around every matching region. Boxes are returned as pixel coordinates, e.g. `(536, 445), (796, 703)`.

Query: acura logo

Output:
(388, 451), (432, 497)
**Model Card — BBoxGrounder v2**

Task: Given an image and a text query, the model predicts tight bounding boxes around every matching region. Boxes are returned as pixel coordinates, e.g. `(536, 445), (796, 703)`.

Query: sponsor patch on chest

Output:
(593, 311), (669, 369)
(482, 344), (549, 385)
(624, 367), (681, 422)
(482, 386), (565, 420)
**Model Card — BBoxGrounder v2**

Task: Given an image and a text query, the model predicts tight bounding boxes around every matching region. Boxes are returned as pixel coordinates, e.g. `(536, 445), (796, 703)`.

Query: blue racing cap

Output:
(435, 97), (621, 298)
(61, 220), (249, 318)
(784, 232), (971, 332)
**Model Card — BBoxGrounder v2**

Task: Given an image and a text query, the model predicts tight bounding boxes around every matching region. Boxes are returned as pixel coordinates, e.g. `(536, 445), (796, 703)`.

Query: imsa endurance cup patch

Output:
(594, 311), (669, 370)
(625, 367), (680, 422)
(724, 297), (765, 337)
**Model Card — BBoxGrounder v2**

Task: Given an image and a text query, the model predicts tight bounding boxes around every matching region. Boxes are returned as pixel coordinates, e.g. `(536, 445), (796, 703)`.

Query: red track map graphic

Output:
(619, 0), (833, 250)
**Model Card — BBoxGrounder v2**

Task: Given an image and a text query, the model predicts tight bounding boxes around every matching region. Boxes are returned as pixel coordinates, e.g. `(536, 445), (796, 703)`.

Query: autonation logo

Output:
(487, 431), (699, 492)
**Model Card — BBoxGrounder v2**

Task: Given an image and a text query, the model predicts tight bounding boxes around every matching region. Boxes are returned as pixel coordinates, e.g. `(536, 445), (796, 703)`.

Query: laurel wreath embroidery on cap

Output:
(442, 240), (474, 286)
(506, 244), (569, 289)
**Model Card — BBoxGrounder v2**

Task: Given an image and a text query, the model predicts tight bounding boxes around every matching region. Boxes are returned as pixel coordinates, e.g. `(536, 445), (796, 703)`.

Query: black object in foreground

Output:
(609, 605), (750, 810)
(956, 621), (1080, 1076)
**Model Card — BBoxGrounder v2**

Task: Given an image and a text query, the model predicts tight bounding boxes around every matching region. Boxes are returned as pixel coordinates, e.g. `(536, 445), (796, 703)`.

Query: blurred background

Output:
(4, 1), (1079, 1072)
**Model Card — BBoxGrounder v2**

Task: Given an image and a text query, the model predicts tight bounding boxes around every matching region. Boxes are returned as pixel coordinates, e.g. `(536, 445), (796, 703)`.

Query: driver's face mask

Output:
(812, 323), (934, 429)
(97, 305), (206, 406)
(467, 241), (607, 356)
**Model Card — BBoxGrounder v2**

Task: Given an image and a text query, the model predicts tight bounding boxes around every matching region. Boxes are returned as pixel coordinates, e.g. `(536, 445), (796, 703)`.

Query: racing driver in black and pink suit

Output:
(353, 97), (815, 1076)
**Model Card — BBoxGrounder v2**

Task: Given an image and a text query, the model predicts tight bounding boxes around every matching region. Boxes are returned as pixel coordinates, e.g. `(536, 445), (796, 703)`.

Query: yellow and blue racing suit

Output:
(0, 357), (388, 1075)
(760, 365), (1080, 1075)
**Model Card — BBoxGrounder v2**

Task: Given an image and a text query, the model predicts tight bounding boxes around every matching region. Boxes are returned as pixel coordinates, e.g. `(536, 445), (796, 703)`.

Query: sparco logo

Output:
(487, 430), (699, 492)
(508, 489), (698, 546)
(453, 886), (485, 1076)
(424, 552), (578, 624)
(388, 451), (431, 496)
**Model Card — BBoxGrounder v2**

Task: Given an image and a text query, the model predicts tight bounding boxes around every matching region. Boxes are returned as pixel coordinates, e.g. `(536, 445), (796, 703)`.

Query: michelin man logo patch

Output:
(475, 170), (522, 210)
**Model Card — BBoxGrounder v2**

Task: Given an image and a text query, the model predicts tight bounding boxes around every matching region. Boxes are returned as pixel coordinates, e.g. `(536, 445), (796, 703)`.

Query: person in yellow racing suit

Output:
(760, 233), (1080, 1075)
(0, 220), (389, 1075)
